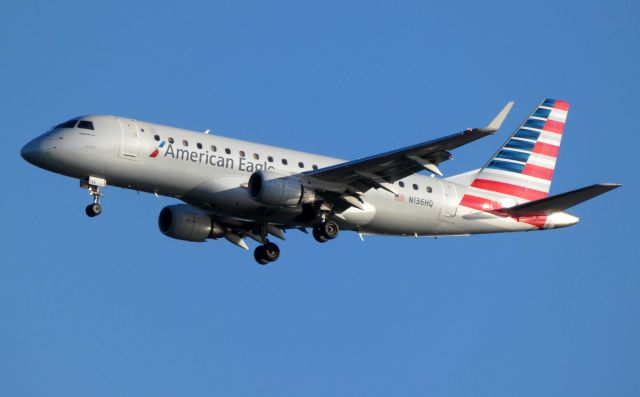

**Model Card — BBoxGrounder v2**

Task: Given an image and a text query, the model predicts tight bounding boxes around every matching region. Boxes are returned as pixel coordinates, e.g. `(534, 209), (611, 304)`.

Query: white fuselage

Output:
(21, 115), (577, 237)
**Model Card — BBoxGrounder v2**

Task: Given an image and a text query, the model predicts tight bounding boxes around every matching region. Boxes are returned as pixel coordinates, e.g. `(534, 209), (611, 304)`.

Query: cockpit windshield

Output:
(77, 120), (94, 130)
(53, 119), (78, 129)
(51, 118), (95, 131)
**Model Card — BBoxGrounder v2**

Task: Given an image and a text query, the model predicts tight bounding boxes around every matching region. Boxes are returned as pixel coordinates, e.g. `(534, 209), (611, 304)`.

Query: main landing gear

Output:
(254, 241), (280, 265)
(312, 220), (339, 243)
(251, 220), (339, 264)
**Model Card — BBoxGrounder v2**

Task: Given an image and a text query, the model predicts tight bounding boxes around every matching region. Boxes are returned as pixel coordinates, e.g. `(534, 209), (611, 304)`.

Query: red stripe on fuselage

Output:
(471, 179), (548, 200)
(514, 215), (548, 228)
(553, 100), (570, 111)
(459, 194), (503, 211)
(459, 194), (547, 228)
(532, 141), (560, 158)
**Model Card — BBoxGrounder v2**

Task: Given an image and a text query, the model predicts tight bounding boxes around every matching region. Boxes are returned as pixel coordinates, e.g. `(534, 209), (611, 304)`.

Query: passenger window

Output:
(197, 143), (203, 149)
(268, 156), (274, 162)
(77, 120), (94, 130)
(426, 186), (432, 193)
(168, 137), (174, 144)
(298, 161), (304, 168)
(211, 145), (217, 152)
(182, 140), (188, 147)
(413, 184), (418, 190)
(282, 159), (288, 165)
(154, 135), (160, 141)
(225, 148), (231, 154)
(399, 181), (405, 188)
(312, 164), (318, 170)
(239, 150), (245, 158)
(253, 153), (259, 160)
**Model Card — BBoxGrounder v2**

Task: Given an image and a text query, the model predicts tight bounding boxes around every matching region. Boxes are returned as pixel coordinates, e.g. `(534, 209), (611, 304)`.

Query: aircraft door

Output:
(118, 117), (140, 160)
(440, 181), (458, 218)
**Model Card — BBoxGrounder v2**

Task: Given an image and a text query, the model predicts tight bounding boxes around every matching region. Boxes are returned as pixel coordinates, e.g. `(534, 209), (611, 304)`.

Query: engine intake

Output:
(248, 170), (315, 207)
(158, 204), (224, 242)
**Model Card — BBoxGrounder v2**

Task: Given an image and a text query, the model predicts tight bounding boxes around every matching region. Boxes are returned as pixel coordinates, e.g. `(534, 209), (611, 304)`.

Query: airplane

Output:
(21, 99), (620, 264)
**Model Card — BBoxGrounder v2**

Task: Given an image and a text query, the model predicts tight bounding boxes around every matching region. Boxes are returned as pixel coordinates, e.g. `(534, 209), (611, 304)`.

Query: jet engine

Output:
(158, 204), (224, 242)
(248, 170), (315, 207)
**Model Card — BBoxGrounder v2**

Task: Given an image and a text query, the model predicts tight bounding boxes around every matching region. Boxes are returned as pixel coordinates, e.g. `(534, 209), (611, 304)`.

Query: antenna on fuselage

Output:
(204, 129), (210, 134)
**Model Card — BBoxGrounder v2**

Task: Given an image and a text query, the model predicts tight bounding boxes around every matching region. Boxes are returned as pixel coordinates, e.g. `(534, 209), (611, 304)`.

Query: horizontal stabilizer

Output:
(503, 183), (621, 216)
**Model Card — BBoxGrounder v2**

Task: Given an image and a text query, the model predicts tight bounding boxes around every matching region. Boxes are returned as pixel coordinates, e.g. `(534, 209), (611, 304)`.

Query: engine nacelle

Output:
(158, 204), (224, 242)
(248, 170), (315, 207)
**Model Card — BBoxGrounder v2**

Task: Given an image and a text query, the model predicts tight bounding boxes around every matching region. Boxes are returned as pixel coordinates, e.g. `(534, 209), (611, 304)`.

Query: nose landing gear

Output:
(81, 177), (106, 218)
(85, 202), (102, 217)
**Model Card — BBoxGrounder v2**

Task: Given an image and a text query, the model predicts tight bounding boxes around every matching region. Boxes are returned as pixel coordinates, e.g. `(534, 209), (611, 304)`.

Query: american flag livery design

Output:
(149, 140), (166, 158)
(459, 99), (570, 227)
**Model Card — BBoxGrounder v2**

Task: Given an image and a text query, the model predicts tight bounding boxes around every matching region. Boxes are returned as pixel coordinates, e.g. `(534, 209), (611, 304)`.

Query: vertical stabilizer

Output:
(459, 99), (570, 214)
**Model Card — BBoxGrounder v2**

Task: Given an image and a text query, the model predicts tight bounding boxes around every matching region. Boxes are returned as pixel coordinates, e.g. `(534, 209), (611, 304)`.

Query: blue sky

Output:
(1, 1), (638, 396)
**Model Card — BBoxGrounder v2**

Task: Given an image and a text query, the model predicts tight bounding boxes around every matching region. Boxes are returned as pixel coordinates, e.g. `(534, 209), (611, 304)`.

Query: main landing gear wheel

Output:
(85, 203), (102, 217)
(313, 220), (339, 243)
(254, 242), (280, 265)
(312, 227), (328, 243)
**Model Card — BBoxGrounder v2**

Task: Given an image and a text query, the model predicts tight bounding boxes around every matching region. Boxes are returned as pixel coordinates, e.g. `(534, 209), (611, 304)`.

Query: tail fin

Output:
(464, 99), (570, 205)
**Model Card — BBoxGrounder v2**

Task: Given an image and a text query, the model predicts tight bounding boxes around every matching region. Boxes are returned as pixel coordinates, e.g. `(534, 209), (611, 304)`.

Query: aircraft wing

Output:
(305, 102), (514, 195)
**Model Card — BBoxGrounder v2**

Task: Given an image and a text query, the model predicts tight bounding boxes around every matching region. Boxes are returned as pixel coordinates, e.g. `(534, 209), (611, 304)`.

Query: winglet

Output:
(480, 101), (514, 133)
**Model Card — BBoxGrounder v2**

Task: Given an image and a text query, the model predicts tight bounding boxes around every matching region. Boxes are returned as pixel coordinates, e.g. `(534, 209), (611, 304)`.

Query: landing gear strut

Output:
(313, 220), (339, 243)
(254, 241), (280, 265)
(81, 177), (106, 217)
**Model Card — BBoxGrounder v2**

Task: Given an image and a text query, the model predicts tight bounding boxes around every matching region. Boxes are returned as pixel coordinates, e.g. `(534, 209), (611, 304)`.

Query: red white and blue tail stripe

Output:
(459, 99), (570, 226)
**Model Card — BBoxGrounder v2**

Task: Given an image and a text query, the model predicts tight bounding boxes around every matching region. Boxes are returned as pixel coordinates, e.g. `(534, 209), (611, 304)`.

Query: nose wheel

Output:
(254, 241), (280, 265)
(85, 203), (102, 217)
(313, 220), (339, 243)
(81, 177), (106, 218)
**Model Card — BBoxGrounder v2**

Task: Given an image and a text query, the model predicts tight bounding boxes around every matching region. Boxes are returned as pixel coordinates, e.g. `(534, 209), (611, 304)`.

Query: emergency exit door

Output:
(118, 118), (140, 160)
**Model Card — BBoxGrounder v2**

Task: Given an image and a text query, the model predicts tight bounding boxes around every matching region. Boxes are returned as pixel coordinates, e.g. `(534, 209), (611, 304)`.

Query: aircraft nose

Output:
(21, 134), (56, 167)
(20, 138), (41, 165)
